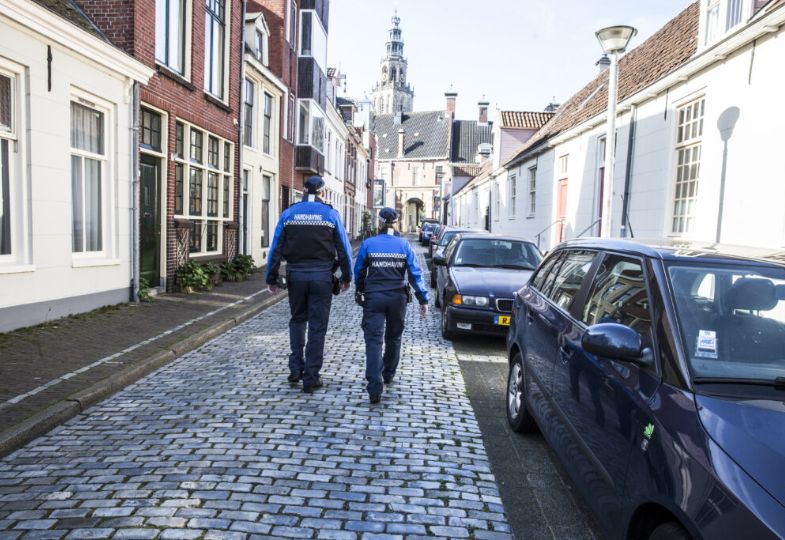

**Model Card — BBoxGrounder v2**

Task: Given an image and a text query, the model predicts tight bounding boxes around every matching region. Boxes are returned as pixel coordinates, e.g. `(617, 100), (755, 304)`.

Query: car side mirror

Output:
(432, 254), (447, 266)
(582, 323), (653, 367)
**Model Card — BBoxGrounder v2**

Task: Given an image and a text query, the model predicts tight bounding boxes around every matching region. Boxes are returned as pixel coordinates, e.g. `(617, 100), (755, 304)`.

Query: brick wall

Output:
(77, 0), (243, 290)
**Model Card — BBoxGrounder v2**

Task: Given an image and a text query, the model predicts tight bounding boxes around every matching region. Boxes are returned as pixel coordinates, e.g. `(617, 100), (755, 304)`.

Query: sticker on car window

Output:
(696, 330), (718, 359)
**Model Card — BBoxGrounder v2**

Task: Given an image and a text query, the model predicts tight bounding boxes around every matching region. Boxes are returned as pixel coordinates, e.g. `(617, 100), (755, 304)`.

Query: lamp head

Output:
(596, 25), (638, 54)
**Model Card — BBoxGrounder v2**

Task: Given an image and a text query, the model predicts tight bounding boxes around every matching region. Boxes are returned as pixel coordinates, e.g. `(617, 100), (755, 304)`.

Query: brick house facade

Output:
(77, 0), (243, 291)
(253, 0), (299, 210)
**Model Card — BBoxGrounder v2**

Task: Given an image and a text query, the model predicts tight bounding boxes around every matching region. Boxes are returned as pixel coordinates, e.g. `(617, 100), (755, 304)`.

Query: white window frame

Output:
(263, 91), (274, 156)
(173, 120), (234, 256)
(0, 62), (32, 272)
(671, 97), (705, 236)
(527, 166), (537, 218)
(286, 0), (297, 44)
(70, 90), (116, 264)
(204, 0), (231, 102)
(508, 174), (517, 219)
(243, 78), (255, 148)
(155, 0), (193, 79)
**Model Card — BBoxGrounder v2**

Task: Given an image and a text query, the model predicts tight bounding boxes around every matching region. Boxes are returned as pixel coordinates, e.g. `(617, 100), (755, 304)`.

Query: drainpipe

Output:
(620, 104), (637, 238)
(131, 81), (140, 302)
(237, 0), (247, 258)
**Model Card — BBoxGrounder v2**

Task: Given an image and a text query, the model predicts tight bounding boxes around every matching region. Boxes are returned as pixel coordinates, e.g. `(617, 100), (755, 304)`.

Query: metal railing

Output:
(576, 218), (602, 239)
(535, 219), (564, 249)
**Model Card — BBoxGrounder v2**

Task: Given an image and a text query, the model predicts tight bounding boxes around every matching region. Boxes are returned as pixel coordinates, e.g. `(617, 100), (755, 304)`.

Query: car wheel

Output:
(648, 523), (691, 540)
(440, 304), (454, 340)
(507, 353), (538, 433)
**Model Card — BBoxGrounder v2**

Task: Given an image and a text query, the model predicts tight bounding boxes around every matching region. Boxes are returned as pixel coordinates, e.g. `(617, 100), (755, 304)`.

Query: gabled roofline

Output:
(504, 2), (785, 169)
(2, 0), (153, 83)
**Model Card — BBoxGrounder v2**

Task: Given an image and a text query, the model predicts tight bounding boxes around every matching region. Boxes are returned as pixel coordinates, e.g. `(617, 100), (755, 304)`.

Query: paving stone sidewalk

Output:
(0, 249), (512, 539)
(0, 272), (285, 455)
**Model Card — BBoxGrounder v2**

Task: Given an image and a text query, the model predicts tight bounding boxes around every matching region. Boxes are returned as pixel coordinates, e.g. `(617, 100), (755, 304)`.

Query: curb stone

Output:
(0, 289), (288, 457)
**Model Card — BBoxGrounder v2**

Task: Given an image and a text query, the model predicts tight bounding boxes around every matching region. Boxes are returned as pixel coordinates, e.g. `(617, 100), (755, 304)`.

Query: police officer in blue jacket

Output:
(266, 176), (353, 393)
(354, 208), (429, 404)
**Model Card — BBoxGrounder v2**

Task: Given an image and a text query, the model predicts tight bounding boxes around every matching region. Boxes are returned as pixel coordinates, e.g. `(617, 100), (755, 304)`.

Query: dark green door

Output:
(140, 155), (161, 286)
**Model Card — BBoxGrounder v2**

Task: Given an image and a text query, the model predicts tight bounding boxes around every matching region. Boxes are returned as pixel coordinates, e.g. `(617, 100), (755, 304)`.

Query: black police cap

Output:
(305, 176), (325, 194)
(379, 207), (398, 224)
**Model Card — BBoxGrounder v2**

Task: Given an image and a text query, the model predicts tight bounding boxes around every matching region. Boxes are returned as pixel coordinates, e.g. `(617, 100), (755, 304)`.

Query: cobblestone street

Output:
(0, 247), (511, 539)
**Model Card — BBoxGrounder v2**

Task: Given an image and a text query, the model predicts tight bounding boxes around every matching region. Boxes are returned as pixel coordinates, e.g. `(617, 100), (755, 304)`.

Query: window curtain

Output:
(71, 103), (104, 154)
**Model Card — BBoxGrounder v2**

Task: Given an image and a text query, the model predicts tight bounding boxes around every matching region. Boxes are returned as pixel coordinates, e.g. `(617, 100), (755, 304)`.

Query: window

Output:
(175, 121), (184, 158)
(286, 0), (297, 45)
(155, 0), (186, 74)
(411, 167), (418, 186)
(493, 181), (500, 220)
(558, 154), (569, 177)
(582, 255), (652, 338)
(548, 251), (596, 310)
(175, 121), (233, 255)
(0, 73), (13, 256)
(726, 0), (743, 29)
(301, 11), (312, 55)
(509, 174), (517, 218)
(298, 102), (309, 145)
(288, 94), (295, 143)
(528, 166), (537, 217)
(262, 174), (271, 247)
(672, 98), (705, 234)
(532, 252), (561, 292)
(204, 0), (226, 99)
(263, 92), (273, 154)
(705, 0), (720, 45)
(255, 30), (265, 63)
(243, 78), (254, 147)
(311, 116), (324, 153)
(70, 101), (106, 253)
(141, 109), (162, 152)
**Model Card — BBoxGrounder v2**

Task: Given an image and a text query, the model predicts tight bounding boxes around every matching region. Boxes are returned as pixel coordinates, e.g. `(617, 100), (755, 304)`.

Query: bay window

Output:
(70, 101), (106, 254)
(175, 121), (233, 255)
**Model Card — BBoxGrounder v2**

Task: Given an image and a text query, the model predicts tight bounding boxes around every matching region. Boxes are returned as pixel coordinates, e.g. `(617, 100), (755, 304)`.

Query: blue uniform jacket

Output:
(265, 199), (353, 284)
(354, 233), (429, 305)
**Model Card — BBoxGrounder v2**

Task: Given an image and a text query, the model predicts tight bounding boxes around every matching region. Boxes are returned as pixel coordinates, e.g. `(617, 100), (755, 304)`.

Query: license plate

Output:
(494, 315), (511, 326)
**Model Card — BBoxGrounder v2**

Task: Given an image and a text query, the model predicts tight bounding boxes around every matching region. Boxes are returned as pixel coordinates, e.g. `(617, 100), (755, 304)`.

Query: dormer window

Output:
(255, 30), (265, 63)
(701, 0), (752, 48)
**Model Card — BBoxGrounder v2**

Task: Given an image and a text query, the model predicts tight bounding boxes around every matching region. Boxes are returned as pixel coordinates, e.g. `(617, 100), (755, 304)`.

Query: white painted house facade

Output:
(242, 11), (286, 267)
(456, 0), (785, 255)
(0, 0), (153, 332)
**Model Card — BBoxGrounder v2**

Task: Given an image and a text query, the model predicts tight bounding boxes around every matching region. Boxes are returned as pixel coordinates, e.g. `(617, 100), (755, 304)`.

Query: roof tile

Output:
(374, 111), (451, 160)
(500, 111), (554, 129)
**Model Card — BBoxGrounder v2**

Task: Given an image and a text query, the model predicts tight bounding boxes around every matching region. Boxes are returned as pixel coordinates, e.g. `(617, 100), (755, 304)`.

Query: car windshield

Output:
(668, 263), (785, 383)
(440, 231), (465, 246)
(421, 223), (437, 232)
(453, 239), (541, 270)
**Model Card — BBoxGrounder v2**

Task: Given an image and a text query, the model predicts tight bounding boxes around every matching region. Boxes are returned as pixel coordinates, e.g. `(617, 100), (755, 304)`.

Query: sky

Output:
(327, 0), (694, 119)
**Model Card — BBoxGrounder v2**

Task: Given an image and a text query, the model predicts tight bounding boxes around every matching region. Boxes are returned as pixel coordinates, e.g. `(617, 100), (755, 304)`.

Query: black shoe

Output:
(287, 371), (303, 383)
(383, 375), (394, 385)
(303, 378), (323, 393)
(369, 394), (381, 404)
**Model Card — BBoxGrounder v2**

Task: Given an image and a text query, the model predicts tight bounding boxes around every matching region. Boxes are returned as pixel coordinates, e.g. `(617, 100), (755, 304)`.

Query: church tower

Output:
(372, 11), (414, 115)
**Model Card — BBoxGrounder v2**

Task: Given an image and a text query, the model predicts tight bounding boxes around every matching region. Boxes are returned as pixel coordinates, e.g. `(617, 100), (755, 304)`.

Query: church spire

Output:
(372, 10), (414, 114)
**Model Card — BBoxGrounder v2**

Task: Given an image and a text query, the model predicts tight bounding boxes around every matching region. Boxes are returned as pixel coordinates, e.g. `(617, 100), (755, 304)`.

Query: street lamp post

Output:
(595, 25), (637, 238)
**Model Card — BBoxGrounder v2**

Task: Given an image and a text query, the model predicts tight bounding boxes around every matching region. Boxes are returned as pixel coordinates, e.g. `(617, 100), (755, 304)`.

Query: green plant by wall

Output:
(176, 261), (210, 293)
(233, 254), (255, 278)
(138, 277), (154, 302)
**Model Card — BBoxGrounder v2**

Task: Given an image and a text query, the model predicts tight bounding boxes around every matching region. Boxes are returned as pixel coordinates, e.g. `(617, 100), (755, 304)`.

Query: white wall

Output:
(0, 7), (148, 329)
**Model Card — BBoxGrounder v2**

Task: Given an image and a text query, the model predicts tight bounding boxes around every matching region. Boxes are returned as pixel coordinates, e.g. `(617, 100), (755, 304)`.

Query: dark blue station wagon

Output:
(506, 239), (785, 540)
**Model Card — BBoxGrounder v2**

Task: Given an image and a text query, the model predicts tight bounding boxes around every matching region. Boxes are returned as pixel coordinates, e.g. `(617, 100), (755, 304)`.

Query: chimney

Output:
(398, 128), (405, 158)
(445, 92), (458, 116)
(478, 100), (490, 125)
(596, 54), (611, 74)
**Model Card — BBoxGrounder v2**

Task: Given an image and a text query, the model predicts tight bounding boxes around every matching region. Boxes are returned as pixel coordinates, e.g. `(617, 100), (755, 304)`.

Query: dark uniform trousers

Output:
(287, 278), (333, 386)
(361, 289), (407, 396)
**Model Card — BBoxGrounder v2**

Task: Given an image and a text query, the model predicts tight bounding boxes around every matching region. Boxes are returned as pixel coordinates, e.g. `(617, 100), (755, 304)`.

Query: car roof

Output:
(456, 233), (537, 245)
(558, 238), (785, 268)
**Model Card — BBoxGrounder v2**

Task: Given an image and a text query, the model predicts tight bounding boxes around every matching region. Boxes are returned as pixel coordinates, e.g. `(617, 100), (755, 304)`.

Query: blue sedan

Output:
(506, 238), (785, 540)
(432, 234), (541, 339)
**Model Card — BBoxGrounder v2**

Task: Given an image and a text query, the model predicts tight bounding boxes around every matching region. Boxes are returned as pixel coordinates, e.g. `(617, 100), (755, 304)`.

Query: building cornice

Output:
(1, 0), (154, 83)
(245, 53), (288, 94)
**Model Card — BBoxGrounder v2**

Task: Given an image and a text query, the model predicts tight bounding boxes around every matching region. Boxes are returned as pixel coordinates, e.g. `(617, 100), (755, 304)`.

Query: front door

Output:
(139, 155), (161, 287)
(557, 179), (568, 242)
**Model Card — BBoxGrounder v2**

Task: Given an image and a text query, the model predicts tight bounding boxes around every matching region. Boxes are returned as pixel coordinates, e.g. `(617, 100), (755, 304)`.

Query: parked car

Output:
(427, 224), (444, 252)
(419, 221), (440, 245)
(506, 238), (785, 540)
(428, 227), (488, 286)
(432, 234), (541, 339)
